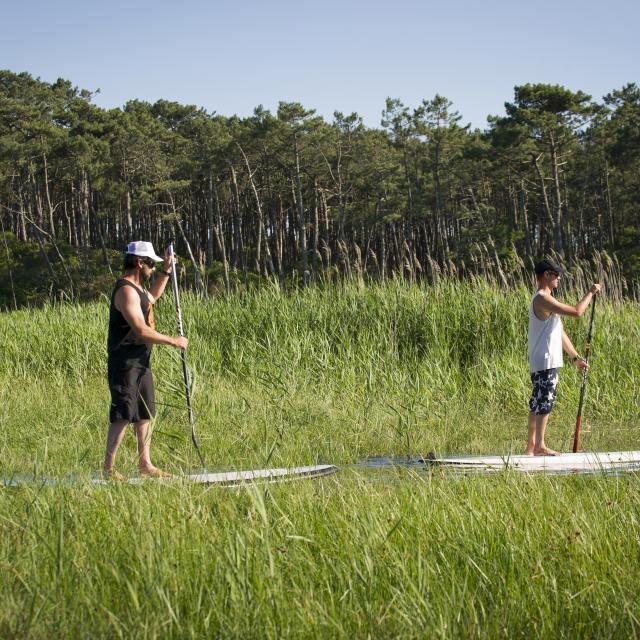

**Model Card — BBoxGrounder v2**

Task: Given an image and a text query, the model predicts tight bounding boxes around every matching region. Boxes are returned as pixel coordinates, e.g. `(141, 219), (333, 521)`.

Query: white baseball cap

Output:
(126, 240), (163, 262)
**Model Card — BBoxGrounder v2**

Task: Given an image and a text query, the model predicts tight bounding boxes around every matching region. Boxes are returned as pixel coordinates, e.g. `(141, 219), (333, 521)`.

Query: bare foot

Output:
(139, 466), (172, 478)
(533, 447), (558, 456)
(525, 448), (535, 456)
(102, 468), (126, 481)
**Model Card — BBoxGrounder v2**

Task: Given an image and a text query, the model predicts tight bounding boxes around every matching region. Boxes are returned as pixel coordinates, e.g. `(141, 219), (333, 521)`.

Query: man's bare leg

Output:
(526, 412), (537, 455)
(104, 419), (129, 475)
(134, 420), (170, 477)
(532, 413), (557, 456)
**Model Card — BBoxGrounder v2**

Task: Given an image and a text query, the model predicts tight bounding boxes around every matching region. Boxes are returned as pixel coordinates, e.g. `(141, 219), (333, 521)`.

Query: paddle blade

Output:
(573, 415), (582, 453)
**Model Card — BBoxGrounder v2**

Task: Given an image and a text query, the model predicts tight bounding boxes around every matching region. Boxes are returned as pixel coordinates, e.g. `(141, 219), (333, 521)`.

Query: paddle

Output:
(572, 293), (597, 453)
(168, 238), (205, 469)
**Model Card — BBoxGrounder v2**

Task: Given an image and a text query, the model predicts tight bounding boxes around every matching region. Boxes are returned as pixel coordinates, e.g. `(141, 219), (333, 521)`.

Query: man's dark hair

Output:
(123, 253), (140, 270)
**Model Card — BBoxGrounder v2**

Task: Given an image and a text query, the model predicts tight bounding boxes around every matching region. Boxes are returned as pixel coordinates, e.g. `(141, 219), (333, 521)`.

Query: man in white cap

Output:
(527, 259), (600, 455)
(104, 241), (188, 479)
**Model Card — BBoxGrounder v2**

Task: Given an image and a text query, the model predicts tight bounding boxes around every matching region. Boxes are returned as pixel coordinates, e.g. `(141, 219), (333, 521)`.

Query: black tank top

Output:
(107, 279), (153, 372)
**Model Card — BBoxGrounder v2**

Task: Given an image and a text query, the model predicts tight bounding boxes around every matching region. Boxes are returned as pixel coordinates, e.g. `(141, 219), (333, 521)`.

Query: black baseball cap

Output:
(534, 259), (566, 276)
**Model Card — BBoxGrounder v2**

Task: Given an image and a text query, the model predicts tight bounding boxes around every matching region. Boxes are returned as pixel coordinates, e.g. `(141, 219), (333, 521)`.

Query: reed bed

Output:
(2, 473), (640, 639)
(0, 279), (639, 638)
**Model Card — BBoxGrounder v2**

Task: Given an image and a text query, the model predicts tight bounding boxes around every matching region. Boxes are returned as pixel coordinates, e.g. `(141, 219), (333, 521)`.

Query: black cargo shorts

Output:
(108, 367), (156, 423)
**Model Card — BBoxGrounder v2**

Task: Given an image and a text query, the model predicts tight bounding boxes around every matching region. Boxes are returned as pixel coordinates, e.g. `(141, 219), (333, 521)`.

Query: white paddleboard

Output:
(92, 464), (338, 486)
(183, 464), (338, 486)
(427, 451), (640, 472)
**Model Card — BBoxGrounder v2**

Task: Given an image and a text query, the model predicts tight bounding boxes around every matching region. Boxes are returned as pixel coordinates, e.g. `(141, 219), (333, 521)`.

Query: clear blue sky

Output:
(2, 0), (638, 130)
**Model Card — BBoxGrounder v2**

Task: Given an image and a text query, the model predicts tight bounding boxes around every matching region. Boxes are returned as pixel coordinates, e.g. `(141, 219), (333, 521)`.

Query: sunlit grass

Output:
(2, 472), (640, 638)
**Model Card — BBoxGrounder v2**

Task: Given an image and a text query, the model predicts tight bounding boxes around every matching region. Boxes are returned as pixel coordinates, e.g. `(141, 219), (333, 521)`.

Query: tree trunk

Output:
(125, 189), (133, 239)
(534, 155), (555, 254)
(228, 163), (246, 283)
(312, 179), (319, 275)
(167, 192), (206, 295)
(211, 178), (231, 292)
(549, 137), (564, 255)
(293, 136), (308, 283)
(379, 223), (386, 280)
(237, 143), (274, 276)
(0, 213), (18, 309)
(42, 150), (56, 236)
(604, 160), (615, 247)
(206, 172), (215, 268)
(89, 185), (113, 275)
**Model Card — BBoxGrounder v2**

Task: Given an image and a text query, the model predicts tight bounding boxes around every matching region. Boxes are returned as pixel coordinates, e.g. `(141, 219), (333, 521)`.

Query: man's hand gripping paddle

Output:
(572, 294), (597, 453)
(168, 239), (205, 469)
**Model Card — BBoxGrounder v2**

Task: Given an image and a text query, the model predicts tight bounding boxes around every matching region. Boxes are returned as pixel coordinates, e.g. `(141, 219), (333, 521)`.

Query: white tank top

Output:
(528, 292), (564, 373)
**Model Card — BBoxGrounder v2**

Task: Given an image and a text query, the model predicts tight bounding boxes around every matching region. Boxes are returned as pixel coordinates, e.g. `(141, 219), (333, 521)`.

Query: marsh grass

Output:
(1, 279), (639, 638)
(2, 473), (640, 638)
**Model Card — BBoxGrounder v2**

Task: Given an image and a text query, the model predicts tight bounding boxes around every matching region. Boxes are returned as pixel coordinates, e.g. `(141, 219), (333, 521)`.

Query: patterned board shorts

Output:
(529, 368), (560, 415)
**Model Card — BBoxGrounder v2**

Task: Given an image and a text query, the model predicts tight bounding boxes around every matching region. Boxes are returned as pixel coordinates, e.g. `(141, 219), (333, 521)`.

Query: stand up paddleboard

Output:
(2, 464), (338, 488)
(424, 451), (640, 472)
(95, 464), (338, 487)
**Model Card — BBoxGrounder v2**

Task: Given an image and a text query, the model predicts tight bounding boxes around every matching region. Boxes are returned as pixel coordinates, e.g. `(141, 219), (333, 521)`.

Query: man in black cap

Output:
(527, 259), (600, 455)
(104, 241), (188, 479)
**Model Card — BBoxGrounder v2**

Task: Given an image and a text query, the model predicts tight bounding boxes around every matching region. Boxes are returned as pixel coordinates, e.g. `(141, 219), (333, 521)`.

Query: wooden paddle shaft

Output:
(573, 295), (597, 453)
(169, 240), (205, 468)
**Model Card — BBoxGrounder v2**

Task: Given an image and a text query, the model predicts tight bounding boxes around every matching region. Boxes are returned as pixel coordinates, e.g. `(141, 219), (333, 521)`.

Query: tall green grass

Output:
(2, 473), (640, 638)
(1, 279), (638, 474)
(1, 279), (639, 638)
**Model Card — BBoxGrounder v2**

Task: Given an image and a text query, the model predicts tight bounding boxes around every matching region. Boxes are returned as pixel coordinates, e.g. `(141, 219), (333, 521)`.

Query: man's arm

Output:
(562, 328), (588, 370)
(562, 329), (579, 359)
(147, 248), (174, 303)
(115, 286), (187, 349)
(536, 283), (601, 318)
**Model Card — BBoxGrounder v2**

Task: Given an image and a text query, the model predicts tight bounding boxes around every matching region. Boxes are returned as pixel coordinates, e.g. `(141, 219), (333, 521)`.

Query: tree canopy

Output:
(1, 70), (638, 303)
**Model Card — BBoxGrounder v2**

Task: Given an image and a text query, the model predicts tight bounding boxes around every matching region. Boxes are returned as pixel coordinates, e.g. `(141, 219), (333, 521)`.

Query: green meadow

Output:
(1, 280), (639, 638)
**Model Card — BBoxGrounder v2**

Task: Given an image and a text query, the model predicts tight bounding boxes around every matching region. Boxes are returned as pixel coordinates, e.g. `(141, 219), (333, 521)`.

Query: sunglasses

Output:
(140, 258), (156, 268)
